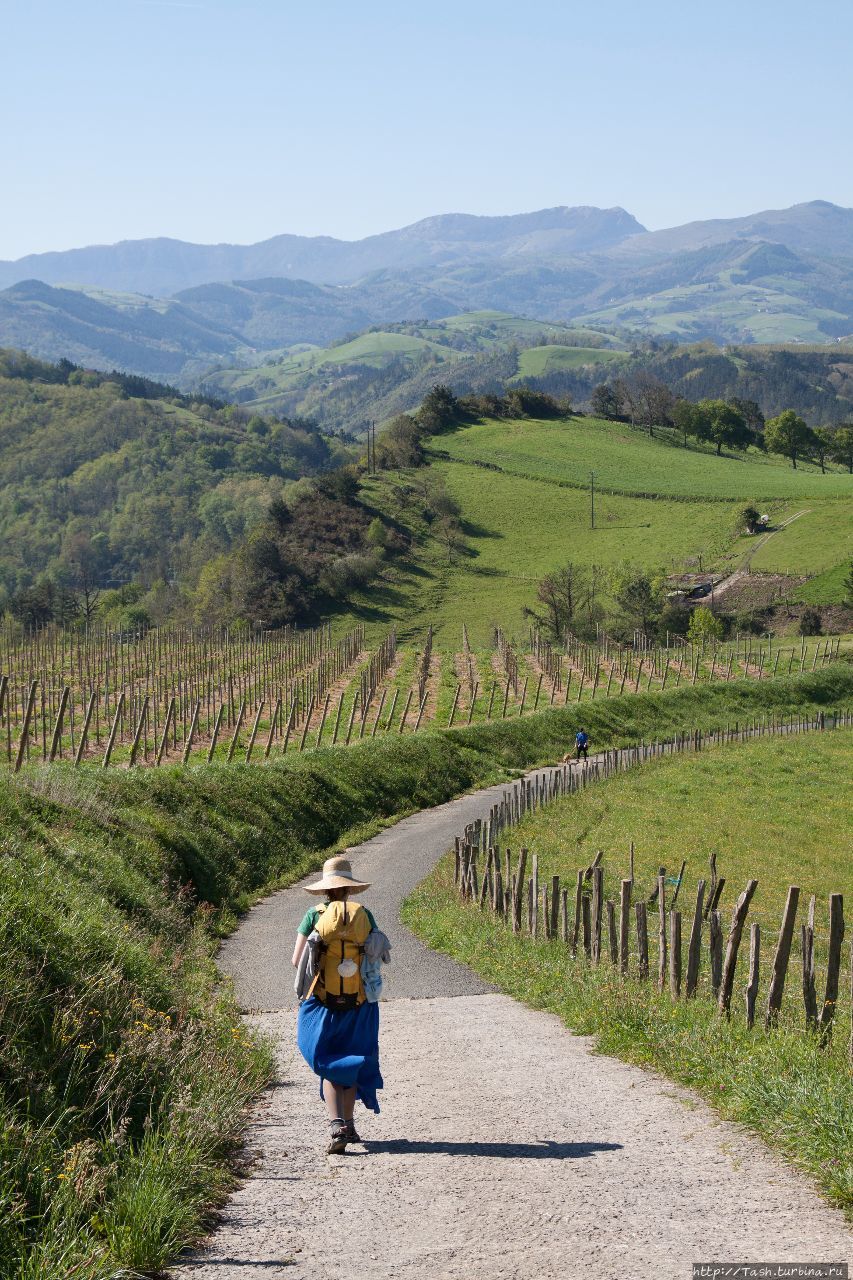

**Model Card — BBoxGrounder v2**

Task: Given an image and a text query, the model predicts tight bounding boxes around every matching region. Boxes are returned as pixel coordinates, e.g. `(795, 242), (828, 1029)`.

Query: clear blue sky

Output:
(2, 0), (851, 259)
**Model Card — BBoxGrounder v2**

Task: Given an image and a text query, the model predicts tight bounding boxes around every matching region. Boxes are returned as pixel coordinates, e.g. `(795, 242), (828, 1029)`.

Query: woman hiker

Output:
(292, 853), (388, 1154)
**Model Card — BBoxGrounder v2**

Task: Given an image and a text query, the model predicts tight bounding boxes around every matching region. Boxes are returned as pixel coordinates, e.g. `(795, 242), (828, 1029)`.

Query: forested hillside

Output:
(0, 351), (360, 625)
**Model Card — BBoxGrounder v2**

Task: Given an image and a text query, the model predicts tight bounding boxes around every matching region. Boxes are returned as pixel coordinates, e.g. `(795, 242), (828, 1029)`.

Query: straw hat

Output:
(305, 854), (370, 896)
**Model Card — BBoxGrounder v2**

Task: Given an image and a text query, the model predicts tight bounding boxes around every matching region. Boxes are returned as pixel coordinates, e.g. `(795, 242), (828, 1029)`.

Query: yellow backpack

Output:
(313, 900), (372, 1011)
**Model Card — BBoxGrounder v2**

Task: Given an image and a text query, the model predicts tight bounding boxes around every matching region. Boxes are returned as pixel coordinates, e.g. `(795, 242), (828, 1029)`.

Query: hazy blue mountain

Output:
(0, 206), (644, 295)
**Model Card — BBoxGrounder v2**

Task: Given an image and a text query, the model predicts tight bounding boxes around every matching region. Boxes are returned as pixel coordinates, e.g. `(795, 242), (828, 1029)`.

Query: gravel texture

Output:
(173, 759), (852, 1279)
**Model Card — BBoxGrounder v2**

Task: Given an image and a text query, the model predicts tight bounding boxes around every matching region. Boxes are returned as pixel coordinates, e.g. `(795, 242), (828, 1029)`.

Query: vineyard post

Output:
(264, 697), (282, 758)
(102, 692), (126, 769)
(48, 686), (71, 763)
(466, 682), (479, 726)
(207, 704), (225, 763)
(129, 695), (150, 767)
(227, 700), (247, 762)
(14, 681), (38, 774)
(182, 700), (201, 765)
(74, 691), (97, 766)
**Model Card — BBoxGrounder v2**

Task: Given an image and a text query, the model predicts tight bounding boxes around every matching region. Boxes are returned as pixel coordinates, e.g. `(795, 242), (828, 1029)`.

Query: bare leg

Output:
(323, 1081), (357, 1122)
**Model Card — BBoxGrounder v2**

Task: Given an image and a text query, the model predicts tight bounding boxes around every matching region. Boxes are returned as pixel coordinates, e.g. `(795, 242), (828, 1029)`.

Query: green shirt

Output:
(297, 901), (377, 937)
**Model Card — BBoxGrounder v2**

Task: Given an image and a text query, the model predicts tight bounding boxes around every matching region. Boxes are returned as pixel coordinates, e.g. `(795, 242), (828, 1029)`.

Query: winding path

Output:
(173, 756), (851, 1280)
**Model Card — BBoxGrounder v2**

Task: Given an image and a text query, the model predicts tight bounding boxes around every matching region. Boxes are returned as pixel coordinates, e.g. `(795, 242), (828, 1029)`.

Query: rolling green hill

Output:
(344, 413), (853, 646)
(437, 415), (852, 500)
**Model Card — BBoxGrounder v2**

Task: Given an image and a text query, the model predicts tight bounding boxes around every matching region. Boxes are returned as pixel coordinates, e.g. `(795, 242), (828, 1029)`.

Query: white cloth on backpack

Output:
(360, 928), (391, 1003)
(294, 930), (322, 1001)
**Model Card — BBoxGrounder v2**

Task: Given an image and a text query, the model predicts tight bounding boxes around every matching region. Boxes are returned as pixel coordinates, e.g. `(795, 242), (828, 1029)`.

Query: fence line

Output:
(452, 709), (851, 1056)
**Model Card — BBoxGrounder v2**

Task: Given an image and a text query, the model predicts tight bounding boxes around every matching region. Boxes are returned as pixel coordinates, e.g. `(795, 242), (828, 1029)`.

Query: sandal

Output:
(326, 1120), (348, 1155)
(346, 1120), (362, 1143)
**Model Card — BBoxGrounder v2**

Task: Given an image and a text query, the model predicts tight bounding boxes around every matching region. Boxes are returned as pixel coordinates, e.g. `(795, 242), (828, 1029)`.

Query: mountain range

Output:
(2, 201), (853, 383)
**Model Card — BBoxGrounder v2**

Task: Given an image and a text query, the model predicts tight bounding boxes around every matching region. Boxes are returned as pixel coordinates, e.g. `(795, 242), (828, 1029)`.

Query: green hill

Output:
(344, 413), (853, 646)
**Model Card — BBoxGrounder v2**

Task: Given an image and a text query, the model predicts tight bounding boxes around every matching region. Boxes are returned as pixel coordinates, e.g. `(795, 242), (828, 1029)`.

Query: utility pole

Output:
(590, 471), (595, 530)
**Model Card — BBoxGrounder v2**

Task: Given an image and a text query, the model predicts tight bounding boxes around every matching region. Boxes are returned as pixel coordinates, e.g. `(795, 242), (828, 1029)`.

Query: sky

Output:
(2, 0), (852, 259)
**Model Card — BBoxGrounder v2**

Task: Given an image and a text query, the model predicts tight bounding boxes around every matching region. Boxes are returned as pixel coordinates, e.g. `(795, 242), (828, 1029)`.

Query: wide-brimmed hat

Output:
(305, 854), (370, 895)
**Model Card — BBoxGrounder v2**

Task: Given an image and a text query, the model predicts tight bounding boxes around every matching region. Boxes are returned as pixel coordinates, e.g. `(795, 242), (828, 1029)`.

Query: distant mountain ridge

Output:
(2, 201), (853, 380)
(0, 206), (644, 295)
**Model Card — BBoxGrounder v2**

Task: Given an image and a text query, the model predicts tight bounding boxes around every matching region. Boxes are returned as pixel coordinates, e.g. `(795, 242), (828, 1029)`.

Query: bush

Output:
(799, 608), (823, 636)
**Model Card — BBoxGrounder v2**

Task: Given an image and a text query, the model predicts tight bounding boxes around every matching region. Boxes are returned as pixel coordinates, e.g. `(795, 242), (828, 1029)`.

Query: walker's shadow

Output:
(363, 1139), (622, 1159)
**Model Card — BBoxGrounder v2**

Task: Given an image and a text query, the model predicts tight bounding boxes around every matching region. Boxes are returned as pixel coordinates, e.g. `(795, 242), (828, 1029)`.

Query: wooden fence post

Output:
(709, 909), (723, 997)
(14, 681), (38, 774)
(765, 885), (800, 1028)
(669, 910), (682, 997)
(686, 879), (706, 997)
(820, 893), (845, 1044)
(591, 865), (603, 964)
(635, 901), (649, 978)
(571, 868), (583, 956)
(657, 873), (667, 990)
(619, 879), (632, 974)
(718, 880), (758, 1016)
(745, 922), (760, 1029)
(48, 686), (71, 763)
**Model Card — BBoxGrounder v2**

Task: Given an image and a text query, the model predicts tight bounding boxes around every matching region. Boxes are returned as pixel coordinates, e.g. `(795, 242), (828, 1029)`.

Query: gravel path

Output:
(173, 756), (852, 1279)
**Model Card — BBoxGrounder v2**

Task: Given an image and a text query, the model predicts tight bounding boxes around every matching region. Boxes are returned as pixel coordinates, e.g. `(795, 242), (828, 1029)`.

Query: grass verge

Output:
(4, 663), (853, 1275)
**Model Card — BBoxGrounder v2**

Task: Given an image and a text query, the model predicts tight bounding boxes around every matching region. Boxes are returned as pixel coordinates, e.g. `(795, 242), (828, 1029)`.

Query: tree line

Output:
(590, 376), (853, 470)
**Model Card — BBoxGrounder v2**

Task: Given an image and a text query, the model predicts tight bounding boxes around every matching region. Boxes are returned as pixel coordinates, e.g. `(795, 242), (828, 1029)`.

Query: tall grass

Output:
(3, 664), (852, 1275)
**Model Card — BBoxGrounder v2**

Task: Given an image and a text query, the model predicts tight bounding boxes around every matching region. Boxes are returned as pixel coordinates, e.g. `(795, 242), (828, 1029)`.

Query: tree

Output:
(698, 400), (752, 456)
(627, 372), (674, 436)
(532, 562), (596, 641)
(738, 504), (761, 534)
(418, 384), (460, 433)
(729, 398), (765, 432)
(672, 399), (709, 448)
(764, 410), (816, 469)
(811, 427), (835, 474)
(799, 608), (822, 636)
(843, 559), (853, 609)
(376, 415), (424, 469)
(687, 606), (724, 645)
(590, 383), (620, 420)
(613, 569), (663, 638)
(829, 425), (853, 473)
(61, 529), (109, 621)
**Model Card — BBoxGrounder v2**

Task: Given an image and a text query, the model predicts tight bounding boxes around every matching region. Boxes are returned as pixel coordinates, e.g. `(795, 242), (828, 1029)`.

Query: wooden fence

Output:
(452, 710), (852, 1056)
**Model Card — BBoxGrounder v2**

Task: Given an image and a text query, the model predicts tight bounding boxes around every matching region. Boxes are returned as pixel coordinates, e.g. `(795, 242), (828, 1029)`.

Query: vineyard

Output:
(0, 621), (843, 770)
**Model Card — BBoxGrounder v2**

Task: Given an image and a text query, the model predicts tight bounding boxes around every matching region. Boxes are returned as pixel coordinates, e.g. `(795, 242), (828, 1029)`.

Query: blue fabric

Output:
(297, 996), (383, 1113)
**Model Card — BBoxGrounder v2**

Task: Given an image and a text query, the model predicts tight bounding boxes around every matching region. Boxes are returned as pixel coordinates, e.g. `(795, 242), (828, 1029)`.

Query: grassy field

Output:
(438, 414), (853, 499)
(748, 501), (853, 575)
(515, 345), (627, 377)
(357, 465), (758, 644)
(343, 413), (853, 644)
(404, 728), (853, 1216)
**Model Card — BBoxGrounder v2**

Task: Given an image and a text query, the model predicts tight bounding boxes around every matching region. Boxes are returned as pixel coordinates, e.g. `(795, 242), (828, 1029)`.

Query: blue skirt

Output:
(297, 996), (383, 1113)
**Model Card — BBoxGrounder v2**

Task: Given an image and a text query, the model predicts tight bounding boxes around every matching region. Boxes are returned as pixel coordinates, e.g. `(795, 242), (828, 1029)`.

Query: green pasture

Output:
(507, 730), (852, 929)
(515, 345), (627, 378)
(357, 465), (755, 645)
(748, 501), (853, 576)
(438, 415), (852, 499)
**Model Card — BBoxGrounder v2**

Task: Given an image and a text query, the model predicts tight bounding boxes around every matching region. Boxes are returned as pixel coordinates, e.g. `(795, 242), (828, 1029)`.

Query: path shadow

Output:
(363, 1139), (622, 1159)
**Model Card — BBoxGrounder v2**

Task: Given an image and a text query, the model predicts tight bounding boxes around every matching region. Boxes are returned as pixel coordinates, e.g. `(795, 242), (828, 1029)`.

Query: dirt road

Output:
(172, 757), (851, 1280)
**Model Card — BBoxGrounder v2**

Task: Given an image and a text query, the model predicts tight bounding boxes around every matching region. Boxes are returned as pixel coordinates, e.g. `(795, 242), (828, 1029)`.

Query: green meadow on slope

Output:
(350, 413), (852, 645)
(437, 414), (851, 498)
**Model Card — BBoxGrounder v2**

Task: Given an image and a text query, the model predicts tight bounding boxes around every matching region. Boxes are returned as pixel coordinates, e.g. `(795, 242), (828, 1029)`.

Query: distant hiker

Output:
(575, 728), (589, 760)
(292, 853), (390, 1155)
